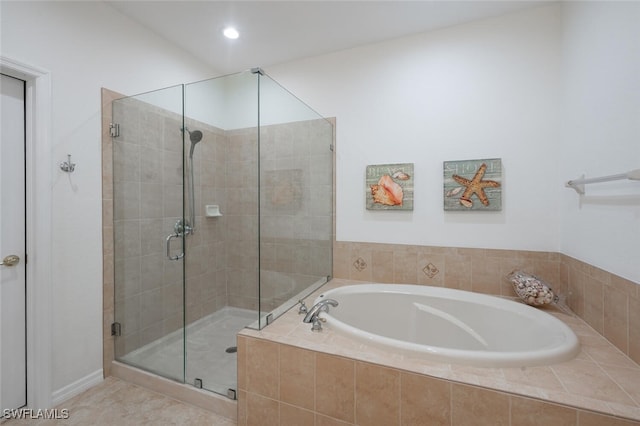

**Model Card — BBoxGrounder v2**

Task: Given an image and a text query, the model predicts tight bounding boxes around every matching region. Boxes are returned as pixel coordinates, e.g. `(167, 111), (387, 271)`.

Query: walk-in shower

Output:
(111, 69), (333, 398)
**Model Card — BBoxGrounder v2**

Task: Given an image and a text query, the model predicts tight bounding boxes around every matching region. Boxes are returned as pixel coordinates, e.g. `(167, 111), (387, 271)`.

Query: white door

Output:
(0, 73), (27, 412)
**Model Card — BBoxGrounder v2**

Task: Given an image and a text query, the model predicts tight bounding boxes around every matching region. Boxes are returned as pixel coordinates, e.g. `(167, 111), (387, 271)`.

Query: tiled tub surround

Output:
(238, 278), (640, 425)
(333, 242), (640, 367)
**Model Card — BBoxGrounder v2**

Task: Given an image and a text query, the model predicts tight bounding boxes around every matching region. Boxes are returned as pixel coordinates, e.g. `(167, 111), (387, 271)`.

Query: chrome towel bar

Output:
(565, 169), (640, 195)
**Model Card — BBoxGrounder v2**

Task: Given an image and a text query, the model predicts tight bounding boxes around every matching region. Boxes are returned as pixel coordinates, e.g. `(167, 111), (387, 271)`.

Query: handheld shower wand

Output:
(183, 128), (203, 234)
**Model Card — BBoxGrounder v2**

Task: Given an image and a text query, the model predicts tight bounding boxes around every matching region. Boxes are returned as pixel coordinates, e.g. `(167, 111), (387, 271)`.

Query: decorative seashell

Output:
(507, 270), (556, 307)
(392, 171), (410, 181)
(446, 187), (463, 197)
(371, 175), (404, 206)
(459, 198), (473, 208)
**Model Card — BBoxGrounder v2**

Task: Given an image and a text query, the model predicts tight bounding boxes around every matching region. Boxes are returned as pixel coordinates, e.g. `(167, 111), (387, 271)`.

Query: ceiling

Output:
(107, 1), (550, 74)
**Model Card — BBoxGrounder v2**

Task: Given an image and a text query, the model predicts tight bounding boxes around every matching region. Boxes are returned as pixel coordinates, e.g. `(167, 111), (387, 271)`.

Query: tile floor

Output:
(1, 377), (236, 425)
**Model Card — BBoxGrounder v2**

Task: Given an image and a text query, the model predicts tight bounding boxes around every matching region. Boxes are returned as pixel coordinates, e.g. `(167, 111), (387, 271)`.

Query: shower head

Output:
(183, 128), (203, 158)
(188, 129), (203, 144)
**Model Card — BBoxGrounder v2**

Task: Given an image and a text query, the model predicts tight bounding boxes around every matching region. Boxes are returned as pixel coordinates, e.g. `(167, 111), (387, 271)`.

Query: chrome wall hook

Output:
(60, 154), (76, 173)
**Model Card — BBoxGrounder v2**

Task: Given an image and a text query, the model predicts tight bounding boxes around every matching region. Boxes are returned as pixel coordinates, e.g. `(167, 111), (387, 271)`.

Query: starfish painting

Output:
(451, 163), (501, 208)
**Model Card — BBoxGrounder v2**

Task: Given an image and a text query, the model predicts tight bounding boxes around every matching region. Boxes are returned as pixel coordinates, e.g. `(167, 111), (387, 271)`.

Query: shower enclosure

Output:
(111, 69), (333, 398)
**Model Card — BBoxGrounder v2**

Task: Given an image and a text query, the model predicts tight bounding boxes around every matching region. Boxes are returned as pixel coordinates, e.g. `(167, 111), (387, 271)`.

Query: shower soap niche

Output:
(205, 205), (222, 217)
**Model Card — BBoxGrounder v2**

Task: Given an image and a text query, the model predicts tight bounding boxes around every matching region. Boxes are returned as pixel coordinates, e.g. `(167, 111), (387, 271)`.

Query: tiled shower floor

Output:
(121, 307), (256, 396)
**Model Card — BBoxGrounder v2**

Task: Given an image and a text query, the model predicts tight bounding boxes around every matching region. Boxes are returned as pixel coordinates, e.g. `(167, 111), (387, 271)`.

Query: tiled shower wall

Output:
(111, 97), (192, 359)
(333, 241), (640, 365)
(221, 120), (334, 314)
(258, 120), (334, 313)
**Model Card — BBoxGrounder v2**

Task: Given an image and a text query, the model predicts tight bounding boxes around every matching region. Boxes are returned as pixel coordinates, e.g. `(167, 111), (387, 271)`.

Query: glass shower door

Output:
(257, 72), (334, 324)
(183, 71), (260, 397)
(112, 84), (186, 383)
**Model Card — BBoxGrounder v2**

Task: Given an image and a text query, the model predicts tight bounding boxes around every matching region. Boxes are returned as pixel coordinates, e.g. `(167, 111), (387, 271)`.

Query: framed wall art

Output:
(366, 163), (414, 211)
(443, 158), (502, 211)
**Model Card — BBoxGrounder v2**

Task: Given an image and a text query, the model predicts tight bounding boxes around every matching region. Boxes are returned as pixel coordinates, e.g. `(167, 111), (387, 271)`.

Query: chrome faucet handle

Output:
(311, 317), (324, 332)
(298, 300), (308, 315)
(303, 298), (338, 331)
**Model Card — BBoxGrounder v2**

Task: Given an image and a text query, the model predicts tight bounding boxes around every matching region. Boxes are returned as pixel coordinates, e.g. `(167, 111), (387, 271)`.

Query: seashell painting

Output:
(443, 158), (502, 211)
(366, 163), (414, 210)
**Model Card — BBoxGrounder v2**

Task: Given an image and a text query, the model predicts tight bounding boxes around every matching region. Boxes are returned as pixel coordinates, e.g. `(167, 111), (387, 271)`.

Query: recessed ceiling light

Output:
(223, 27), (239, 40)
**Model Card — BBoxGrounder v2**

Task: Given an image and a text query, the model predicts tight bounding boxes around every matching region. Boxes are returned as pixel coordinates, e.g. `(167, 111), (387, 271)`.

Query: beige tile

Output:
(444, 254), (472, 291)
(568, 268), (586, 317)
(587, 265), (612, 286)
(484, 248), (513, 259)
(237, 335), (247, 391)
(583, 275), (604, 334)
(316, 413), (355, 426)
(532, 259), (560, 288)
(451, 383), (509, 426)
(400, 371), (451, 426)
(456, 247), (484, 258)
(510, 395), (577, 426)
(371, 249), (394, 283)
(280, 345), (315, 410)
(355, 362), (400, 425)
(416, 253), (444, 287)
(17, 377), (236, 426)
(582, 339), (637, 369)
(316, 353), (355, 423)
(103, 337), (114, 376)
(610, 275), (639, 298)
(246, 337), (280, 400)
(551, 359), (635, 405)
(333, 242), (351, 279)
(246, 392), (279, 426)
(600, 365), (640, 406)
(238, 390), (247, 426)
(393, 251), (418, 284)
(471, 256), (502, 295)
(502, 366), (565, 392)
(630, 295), (640, 365)
(350, 246), (372, 281)
(280, 403), (314, 426)
(604, 286), (629, 355)
(577, 410), (640, 426)
(559, 260), (569, 293)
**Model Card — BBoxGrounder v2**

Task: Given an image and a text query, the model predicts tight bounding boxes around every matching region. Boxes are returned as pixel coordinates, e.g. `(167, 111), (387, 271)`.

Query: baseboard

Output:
(51, 369), (104, 407)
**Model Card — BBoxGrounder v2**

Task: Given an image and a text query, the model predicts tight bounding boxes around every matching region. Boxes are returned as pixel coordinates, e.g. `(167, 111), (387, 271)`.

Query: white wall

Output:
(268, 5), (563, 251)
(184, 71), (325, 131)
(559, 2), (640, 283)
(0, 1), (216, 394)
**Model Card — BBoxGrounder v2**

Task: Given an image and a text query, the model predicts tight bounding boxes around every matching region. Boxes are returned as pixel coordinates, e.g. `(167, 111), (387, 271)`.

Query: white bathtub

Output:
(315, 284), (580, 367)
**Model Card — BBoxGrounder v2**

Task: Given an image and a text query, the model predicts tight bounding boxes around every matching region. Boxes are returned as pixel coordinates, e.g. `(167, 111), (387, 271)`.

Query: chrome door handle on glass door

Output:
(0, 254), (20, 267)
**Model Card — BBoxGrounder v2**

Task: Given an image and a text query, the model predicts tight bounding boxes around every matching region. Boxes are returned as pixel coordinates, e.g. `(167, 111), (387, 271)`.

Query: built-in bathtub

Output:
(315, 283), (580, 367)
(238, 278), (640, 425)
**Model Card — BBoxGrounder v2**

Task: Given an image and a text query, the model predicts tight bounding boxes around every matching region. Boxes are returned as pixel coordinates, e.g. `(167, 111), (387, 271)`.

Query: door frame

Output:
(1, 56), (53, 409)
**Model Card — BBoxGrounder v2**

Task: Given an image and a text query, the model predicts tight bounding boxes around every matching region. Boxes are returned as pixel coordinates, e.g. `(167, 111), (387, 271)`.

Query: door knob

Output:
(0, 255), (20, 267)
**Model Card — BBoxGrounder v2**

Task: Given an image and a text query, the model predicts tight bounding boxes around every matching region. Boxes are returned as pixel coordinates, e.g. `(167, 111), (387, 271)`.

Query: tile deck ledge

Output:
(239, 278), (640, 422)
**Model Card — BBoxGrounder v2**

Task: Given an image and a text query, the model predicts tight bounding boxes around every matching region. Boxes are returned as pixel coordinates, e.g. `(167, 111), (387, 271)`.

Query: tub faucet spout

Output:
(302, 299), (338, 331)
